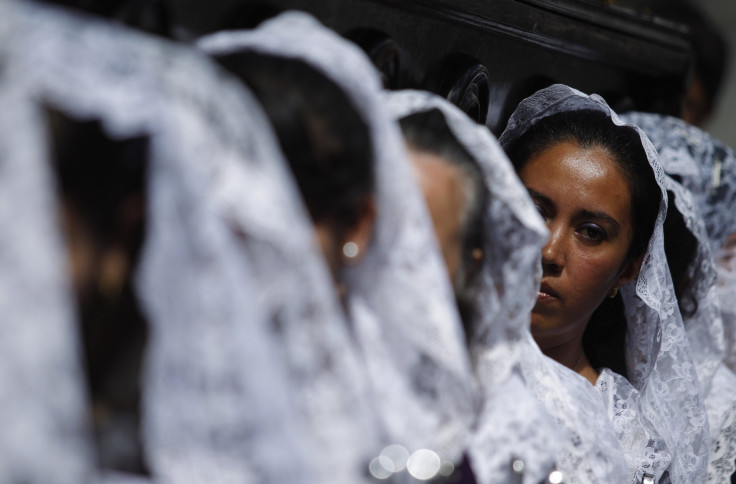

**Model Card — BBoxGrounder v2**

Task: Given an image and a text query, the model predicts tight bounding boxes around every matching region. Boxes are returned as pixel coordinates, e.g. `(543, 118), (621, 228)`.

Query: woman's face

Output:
(408, 146), (466, 286)
(518, 141), (640, 349)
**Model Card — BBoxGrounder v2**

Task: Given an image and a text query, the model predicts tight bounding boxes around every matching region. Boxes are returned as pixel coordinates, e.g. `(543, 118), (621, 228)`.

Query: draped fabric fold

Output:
(622, 112), (736, 375)
(1, 1), (323, 482)
(199, 10), (480, 475)
(384, 90), (562, 483)
(623, 111), (736, 483)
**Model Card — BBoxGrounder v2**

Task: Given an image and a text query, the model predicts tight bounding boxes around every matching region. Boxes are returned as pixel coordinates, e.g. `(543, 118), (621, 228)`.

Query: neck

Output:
(534, 332), (599, 385)
(537, 336), (585, 371)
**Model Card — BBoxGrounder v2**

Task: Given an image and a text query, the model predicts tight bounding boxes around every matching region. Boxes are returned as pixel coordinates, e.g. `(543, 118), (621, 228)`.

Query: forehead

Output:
(408, 148), (466, 225)
(410, 148), (464, 195)
(519, 141), (632, 217)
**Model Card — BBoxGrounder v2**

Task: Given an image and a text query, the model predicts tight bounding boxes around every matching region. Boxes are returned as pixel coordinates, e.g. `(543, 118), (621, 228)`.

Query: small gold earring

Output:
(609, 287), (618, 299)
(98, 250), (127, 300)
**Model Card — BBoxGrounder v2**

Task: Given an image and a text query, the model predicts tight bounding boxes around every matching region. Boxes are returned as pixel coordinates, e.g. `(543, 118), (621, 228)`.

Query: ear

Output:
(340, 196), (376, 265)
(615, 252), (645, 290)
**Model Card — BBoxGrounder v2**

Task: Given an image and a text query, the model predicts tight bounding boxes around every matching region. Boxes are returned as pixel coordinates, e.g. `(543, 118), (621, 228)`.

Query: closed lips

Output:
(539, 282), (560, 299)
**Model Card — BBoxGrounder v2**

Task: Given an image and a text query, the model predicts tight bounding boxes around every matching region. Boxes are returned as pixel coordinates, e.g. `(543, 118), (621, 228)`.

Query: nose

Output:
(542, 223), (566, 274)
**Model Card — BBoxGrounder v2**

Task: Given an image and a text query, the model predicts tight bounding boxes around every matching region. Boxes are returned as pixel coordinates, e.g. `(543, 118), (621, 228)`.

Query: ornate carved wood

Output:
(170, 0), (692, 133)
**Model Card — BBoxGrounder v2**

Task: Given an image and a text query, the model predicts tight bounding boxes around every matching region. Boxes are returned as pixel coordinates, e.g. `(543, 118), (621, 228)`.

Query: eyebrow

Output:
(579, 209), (621, 232)
(526, 187), (621, 232)
(527, 188), (552, 208)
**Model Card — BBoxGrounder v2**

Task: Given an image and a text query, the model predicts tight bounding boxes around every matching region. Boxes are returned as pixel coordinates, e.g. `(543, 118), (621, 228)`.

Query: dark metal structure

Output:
(169, 0), (693, 134)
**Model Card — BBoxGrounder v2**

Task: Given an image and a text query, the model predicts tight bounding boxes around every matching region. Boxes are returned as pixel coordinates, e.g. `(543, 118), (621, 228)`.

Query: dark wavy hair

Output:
(215, 52), (375, 238)
(505, 109), (660, 377)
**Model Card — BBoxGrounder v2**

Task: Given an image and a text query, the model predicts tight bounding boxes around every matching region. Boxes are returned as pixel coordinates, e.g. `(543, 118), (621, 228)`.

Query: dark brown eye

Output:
(579, 224), (606, 242)
(534, 203), (548, 221)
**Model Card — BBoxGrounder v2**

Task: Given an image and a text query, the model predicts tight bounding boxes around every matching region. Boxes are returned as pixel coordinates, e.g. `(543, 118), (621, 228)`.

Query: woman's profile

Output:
(504, 107), (658, 384)
(387, 89), (565, 483)
(200, 12), (480, 482)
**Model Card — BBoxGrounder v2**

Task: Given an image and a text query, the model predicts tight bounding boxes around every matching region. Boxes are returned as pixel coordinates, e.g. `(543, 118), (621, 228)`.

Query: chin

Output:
(528, 310), (566, 337)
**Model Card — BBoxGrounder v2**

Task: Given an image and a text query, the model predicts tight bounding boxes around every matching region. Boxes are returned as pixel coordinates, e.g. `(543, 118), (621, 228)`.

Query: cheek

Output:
(443, 236), (463, 283)
(314, 223), (342, 280)
(566, 247), (624, 302)
(433, 217), (463, 283)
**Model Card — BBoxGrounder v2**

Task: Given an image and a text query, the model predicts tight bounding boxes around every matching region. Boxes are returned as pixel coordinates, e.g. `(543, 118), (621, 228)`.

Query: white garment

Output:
(705, 366), (736, 482)
(500, 85), (710, 483)
(384, 90), (562, 483)
(595, 369), (672, 480)
(199, 11), (480, 479)
(664, 178), (736, 484)
(622, 112), (736, 374)
(516, 339), (629, 483)
(623, 111), (736, 483)
(1, 1), (320, 483)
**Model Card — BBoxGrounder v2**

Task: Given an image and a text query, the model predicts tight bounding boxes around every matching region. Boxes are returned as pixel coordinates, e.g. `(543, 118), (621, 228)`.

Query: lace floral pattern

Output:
(200, 12), (482, 469)
(596, 369), (672, 480)
(497, 86), (640, 483)
(622, 112), (736, 374)
(668, 177), (736, 483)
(0, 1), (362, 482)
(384, 90), (562, 483)
(0, 38), (95, 484)
(517, 339), (628, 483)
(500, 85), (710, 483)
(663, 178), (723, 392)
(623, 111), (736, 484)
(709, 400), (736, 482)
(705, 366), (736, 482)
(621, 113), (736, 255)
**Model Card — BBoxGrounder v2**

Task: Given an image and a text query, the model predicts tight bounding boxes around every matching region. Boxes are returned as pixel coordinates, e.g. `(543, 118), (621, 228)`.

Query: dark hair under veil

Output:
(47, 108), (151, 474)
(214, 52), (375, 240)
(505, 109), (660, 377)
(200, 13), (485, 479)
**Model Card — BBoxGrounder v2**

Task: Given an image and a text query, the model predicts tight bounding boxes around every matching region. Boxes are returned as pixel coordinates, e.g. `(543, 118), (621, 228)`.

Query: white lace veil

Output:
(1, 1), (326, 482)
(500, 85), (710, 483)
(0, 12), (94, 484)
(620, 113), (736, 255)
(199, 12), (481, 469)
(665, 177), (736, 482)
(391, 89), (630, 483)
(621, 112), (736, 482)
(621, 112), (736, 375)
(514, 340), (630, 482)
(662, 178), (722, 395)
(383, 89), (563, 483)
